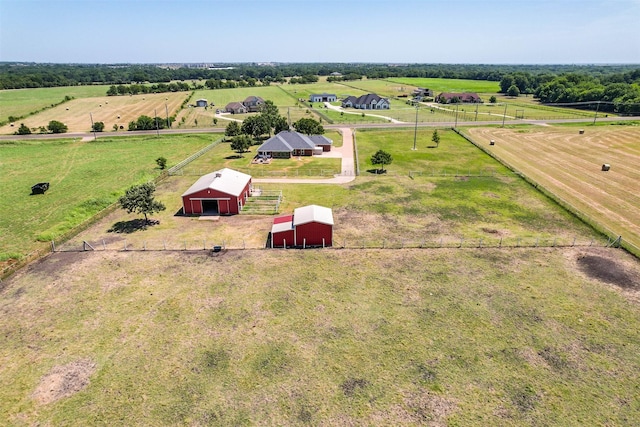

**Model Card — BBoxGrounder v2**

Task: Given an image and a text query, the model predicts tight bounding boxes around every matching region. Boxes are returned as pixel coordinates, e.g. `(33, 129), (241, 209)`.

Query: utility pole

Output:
(89, 112), (97, 140)
(454, 103), (459, 129)
(412, 105), (419, 150)
(501, 103), (507, 127)
(155, 108), (159, 137)
(475, 103), (479, 121)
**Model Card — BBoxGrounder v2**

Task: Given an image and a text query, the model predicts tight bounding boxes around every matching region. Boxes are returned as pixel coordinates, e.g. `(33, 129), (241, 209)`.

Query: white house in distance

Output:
(341, 93), (390, 110)
(309, 93), (337, 103)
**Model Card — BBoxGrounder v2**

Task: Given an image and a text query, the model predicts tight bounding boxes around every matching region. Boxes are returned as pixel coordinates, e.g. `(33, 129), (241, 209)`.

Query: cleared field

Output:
(0, 92), (189, 134)
(0, 85), (110, 124)
(1, 247), (639, 425)
(0, 134), (214, 262)
(467, 126), (640, 253)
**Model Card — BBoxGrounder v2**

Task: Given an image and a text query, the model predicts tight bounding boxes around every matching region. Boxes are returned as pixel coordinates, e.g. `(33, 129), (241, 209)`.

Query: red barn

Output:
(271, 205), (333, 248)
(181, 168), (252, 215)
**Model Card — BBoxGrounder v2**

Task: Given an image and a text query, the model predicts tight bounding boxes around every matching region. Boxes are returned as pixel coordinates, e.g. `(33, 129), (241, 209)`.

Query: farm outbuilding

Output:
(271, 205), (334, 248)
(196, 99), (209, 107)
(181, 168), (252, 215)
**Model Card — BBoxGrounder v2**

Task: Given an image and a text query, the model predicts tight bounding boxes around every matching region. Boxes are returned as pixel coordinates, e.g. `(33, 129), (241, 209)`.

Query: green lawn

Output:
(0, 134), (213, 261)
(387, 77), (501, 94)
(0, 85), (111, 124)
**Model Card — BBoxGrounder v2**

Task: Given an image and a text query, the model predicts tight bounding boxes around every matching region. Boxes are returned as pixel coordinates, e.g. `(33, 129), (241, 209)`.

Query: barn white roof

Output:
(182, 168), (251, 197)
(293, 205), (333, 226)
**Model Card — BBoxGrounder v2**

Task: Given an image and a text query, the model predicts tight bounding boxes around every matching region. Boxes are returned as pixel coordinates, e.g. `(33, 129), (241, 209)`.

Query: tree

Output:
(156, 157), (167, 169)
(118, 182), (166, 224)
(274, 116), (289, 134)
(92, 121), (105, 132)
(370, 149), (393, 174)
(47, 120), (68, 134)
(241, 115), (270, 140)
(225, 121), (241, 138)
(431, 129), (440, 147)
(230, 135), (252, 154)
(16, 123), (31, 135)
(507, 85), (520, 97)
(293, 117), (324, 135)
(489, 95), (497, 103)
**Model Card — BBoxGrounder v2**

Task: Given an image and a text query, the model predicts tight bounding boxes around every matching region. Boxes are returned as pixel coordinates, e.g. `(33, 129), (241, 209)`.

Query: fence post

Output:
(243, 239), (246, 250)
(499, 237), (502, 247)
(382, 239), (385, 249)
(184, 241), (187, 250)
(143, 241), (146, 251)
(479, 238), (483, 248)
(124, 240), (127, 251)
(163, 240), (166, 250)
(572, 237), (576, 247)
(51, 240), (56, 253)
(552, 237), (556, 247)
(203, 240), (206, 250)
(102, 239), (106, 250)
(535, 237), (539, 247)
(459, 237), (464, 248)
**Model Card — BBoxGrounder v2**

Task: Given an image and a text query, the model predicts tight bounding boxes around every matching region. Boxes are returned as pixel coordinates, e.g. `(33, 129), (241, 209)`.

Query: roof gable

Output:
(182, 168), (251, 197)
(293, 205), (334, 226)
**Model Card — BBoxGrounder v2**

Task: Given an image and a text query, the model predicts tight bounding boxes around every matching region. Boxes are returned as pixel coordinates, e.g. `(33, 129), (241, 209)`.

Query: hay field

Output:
(0, 92), (189, 134)
(468, 126), (640, 253)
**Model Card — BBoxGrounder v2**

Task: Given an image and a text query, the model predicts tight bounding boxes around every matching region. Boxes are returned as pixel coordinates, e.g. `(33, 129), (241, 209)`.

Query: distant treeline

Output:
(2, 62), (639, 89)
(499, 69), (640, 113)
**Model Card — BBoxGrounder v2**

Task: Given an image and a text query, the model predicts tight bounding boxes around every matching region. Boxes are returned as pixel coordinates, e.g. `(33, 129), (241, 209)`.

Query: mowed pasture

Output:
(467, 126), (640, 254)
(0, 134), (214, 263)
(0, 92), (189, 134)
(0, 85), (110, 124)
(387, 77), (501, 95)
(1, 247), (639, 425)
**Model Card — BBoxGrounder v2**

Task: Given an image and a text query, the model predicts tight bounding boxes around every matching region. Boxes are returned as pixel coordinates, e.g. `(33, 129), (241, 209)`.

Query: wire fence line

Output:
(52, 235), (618, 253)
(454, 128), (639, 258)
(167, 138), (223, 175)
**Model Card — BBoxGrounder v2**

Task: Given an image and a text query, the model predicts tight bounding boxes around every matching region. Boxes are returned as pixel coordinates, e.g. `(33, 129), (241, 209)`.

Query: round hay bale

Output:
(579, 129), (585, 134)
(602, 164), (610, 171)
(490, 139), (495, 146)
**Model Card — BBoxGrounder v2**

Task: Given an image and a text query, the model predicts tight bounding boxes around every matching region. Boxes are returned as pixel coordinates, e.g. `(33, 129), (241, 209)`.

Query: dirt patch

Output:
(577, 254), (640, 290)
(32, 358), (96, 405)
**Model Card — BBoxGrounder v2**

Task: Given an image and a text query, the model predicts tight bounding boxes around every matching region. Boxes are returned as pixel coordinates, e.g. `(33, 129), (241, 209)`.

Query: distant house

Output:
(225, 101), (248, 114)
(309, 93), (337, 103)
(257, 131), (332, 159)
(412, 88), (433, 100)
(271, 205), (334, 248)
(341, 93), (390, 110)
(330, 72), (342, 77)
(436, 92), (482, 103)
(195, 99), (209, 107)
(181, 168), (252, 215)
(243, 96), (264, 112)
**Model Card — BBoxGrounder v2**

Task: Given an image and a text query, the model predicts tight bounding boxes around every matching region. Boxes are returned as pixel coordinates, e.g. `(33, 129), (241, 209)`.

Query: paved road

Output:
(2, 115), (637, 142)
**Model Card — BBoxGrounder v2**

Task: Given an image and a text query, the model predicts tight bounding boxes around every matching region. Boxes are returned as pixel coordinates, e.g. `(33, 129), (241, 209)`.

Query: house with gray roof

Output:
(257, 131), (332, 159)
(243, 96), (265, 112)
(225, 101), (248, 114)
(341, 93), (390, 110)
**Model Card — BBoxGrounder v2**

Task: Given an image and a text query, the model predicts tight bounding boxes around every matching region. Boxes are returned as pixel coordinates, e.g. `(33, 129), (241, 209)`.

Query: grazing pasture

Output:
(0, 134), (214, 263)
(468, 126), (640, 254)
(0, 92), (189, 134)
(1, 247), (639, 425)
(387, 77), (501, 94)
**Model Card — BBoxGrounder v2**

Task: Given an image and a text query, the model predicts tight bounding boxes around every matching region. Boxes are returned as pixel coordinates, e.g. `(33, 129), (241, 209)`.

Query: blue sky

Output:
(1, 0), (639, 64)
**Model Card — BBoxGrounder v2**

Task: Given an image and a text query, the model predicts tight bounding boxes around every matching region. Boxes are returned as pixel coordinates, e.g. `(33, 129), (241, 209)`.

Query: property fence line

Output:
(167, 138), (223, 175)
(51, 235), (618, 253)
(454, 128), (640, 258)
(173, 167), (342, 178)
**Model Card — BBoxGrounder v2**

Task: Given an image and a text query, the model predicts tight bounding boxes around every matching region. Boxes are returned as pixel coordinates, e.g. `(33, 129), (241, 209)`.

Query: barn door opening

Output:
(202, 200), (219, 215)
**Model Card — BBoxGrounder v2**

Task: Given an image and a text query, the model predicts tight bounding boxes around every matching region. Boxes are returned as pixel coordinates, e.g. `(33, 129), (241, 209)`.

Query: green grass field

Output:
(2, 247), (639, 425)
(387, 77), (501, 94)
(0, 85), (111, 124)
(0, 135), (213, 261)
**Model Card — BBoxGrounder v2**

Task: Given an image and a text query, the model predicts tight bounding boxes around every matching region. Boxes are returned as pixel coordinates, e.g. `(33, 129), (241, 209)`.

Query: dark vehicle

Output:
(31, 182), (49, 195)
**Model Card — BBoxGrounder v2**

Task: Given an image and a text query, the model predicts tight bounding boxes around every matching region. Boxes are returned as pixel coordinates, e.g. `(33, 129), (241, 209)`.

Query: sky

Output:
(1, 0), (639, 64)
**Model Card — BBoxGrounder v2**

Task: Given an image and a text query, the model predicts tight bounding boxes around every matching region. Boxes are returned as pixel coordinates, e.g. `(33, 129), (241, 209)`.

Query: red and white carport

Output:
(181, 168), (252, 215)
(271, 205), (333, 248)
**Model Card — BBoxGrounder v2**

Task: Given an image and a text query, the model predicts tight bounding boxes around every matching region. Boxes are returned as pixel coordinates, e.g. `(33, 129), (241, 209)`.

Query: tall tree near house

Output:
(225, 121), (241, 138)
(118, 182), (166, 224)
(230, 135), (252, 154)
(293, 117), (324, 135)
(370, 149), (393, 174)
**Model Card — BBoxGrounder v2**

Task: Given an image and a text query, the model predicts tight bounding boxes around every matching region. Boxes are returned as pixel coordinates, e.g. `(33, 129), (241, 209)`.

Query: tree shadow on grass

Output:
(225, 155), (244, 159)
(366, 168), (387, 174)
(108, 219), (159, 234)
